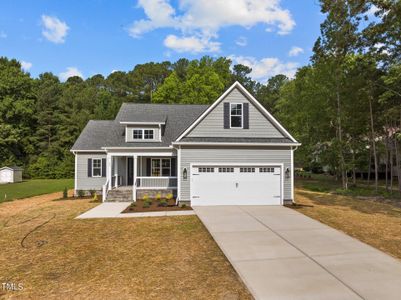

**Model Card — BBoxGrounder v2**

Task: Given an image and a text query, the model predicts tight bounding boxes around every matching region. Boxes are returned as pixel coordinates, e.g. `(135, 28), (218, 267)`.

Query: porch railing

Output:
(136, 176), (177, 189)
(102, 179), (110, 202)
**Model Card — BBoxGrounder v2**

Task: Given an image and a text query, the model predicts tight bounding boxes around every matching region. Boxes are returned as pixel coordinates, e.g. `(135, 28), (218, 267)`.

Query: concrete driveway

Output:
(194, 205), (401, 300)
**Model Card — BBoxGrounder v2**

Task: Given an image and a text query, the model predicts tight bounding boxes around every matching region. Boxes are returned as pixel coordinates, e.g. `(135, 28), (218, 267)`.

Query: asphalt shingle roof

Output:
(71, 103), (209, 150)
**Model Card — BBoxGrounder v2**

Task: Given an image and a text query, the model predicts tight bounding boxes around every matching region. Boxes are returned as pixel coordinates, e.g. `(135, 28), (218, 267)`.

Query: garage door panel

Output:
(191, 165), (282, 206)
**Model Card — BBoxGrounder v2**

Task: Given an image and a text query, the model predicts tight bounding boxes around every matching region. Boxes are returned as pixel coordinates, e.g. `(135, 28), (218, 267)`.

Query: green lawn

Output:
(0, 179), (73, 202)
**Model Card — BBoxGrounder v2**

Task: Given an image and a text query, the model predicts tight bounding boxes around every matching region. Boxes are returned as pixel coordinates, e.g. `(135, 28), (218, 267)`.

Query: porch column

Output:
(133, 155), (138, 202)
(106, 153), (112, 190)
(114, 157), (119, 188)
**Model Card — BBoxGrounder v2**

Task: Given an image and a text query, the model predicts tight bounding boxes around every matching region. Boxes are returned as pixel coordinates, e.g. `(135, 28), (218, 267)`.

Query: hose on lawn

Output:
(20, 213), (56, 249)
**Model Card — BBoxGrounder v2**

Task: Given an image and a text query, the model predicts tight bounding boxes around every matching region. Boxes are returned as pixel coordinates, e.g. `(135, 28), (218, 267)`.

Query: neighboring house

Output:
(71, 82), (300, 206)
(0, 166), (23, 184)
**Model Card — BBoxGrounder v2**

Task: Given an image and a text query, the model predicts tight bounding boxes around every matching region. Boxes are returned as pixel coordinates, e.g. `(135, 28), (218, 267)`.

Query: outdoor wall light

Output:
(285, 167), (290, 179)
(183, 168), (188, 180)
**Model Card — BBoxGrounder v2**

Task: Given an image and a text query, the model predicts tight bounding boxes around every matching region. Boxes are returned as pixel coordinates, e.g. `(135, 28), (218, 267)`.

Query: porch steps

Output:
(106, 189), (133, 202)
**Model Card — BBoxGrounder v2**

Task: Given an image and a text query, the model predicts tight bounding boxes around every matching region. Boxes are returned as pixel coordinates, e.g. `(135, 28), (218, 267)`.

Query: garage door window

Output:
(218, 167), (234, 173)
(240, 167), (255, 173)
(198, 167), (214, 173)
(260, 167), (274, 173)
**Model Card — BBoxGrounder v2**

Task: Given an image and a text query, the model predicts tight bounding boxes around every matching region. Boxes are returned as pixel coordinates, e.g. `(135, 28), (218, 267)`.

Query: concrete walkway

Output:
(194, 205), (401, 300)
(76, 202), (195, 219)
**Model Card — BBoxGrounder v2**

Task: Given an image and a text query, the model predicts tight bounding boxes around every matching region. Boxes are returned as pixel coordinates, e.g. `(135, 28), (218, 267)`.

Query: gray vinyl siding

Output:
(126, 125), (160, 142)
(76, 153), (107, 191)
(187, 87), (284, 138)
(179, 146), (293, 202)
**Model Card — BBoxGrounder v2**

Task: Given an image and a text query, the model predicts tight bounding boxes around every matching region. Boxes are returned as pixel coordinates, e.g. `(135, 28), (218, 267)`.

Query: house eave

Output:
(172, 142), (302, 147)
(119, 121), (166, 125)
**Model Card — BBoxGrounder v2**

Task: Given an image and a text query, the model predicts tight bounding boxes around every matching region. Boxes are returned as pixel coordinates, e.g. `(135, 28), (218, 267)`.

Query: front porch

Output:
(102, 154), (177, 202)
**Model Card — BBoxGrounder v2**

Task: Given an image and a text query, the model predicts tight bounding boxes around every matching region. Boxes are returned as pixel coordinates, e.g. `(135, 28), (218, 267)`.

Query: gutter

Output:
(172, 142), (302, 147)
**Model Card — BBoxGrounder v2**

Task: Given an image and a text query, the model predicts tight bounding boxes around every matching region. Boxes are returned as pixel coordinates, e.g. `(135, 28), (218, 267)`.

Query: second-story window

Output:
(133, 129), (143, 139)
(230, 103), (243, 128)
(144, 129), (154, 139)
(133, 129), (154, 140)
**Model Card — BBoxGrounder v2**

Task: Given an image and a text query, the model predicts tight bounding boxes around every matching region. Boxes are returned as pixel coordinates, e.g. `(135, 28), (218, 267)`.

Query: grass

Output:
(0, 179), (74, 203)
(0, 192), (251, 299)
(292, 177), (401, 259)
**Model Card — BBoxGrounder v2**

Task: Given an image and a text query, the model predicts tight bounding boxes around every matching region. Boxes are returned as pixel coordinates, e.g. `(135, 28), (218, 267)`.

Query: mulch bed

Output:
(122, 199), (192, 213)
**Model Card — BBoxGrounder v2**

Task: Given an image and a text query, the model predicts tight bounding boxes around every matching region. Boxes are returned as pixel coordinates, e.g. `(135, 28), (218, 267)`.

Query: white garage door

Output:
(191, 165), (282, 206)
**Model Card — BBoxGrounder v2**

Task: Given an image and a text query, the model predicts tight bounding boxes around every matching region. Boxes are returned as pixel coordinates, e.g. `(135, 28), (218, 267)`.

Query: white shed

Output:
(0, 166), (23, 184)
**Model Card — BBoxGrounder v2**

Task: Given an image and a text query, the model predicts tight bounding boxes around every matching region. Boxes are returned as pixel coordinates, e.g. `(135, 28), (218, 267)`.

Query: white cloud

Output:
(235, 36), (247, 47)
(41, 15), (69, 44)
(229, 55), (298, 82)
(59, 67), (83, 81)
(0, 31), (7, 38)
(164, 34), (220, 53)
(129, 0), (295, 52)
(288, 46), (304, 57)
(20, 60), (32, 71)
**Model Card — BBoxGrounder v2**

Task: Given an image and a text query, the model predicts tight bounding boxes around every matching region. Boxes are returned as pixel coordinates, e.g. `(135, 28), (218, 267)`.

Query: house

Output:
(71, 82), (300, 206)
(0, 166), (23, 184)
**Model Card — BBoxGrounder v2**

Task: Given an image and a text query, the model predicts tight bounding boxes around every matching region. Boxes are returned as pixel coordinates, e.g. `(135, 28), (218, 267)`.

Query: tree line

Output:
(0, 0), (400, 195)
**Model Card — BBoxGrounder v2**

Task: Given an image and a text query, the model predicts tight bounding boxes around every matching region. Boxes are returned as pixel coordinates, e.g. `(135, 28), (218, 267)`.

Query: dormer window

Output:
(133, 129), (155, 140)
(230, 103), (243, 128)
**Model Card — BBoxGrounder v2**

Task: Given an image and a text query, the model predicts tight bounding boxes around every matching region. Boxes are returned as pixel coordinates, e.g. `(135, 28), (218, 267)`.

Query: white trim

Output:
(102, 147), (173, 150)
(137, 187), (177, 190)
(74, 153), (77, 195)
(189, 162), (284, 205)
(125, 157), (128, 186)
(133, 155), (137, 201)
(120, 121), (165, 125)
(92, 158), (102, 178)
(229, 103), (243, 129)
(70, 150), (106, 153)
(103, 152), (175, 157)
(175, 81), (299, 143)
(132, 128), (156, 141)
(151, 158), (171, 177)
(177, 146), (181, 203)
(173, 142), (301, 147)
(291, 147), (294, 201)
(158, 124), (162, 141)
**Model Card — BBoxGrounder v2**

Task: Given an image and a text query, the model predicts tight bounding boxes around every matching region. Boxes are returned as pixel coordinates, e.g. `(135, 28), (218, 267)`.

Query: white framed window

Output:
(218, 167), (234, 173)
(260, 167), (274, 173)
(133, 129), (143, 139)
(230, 103), (243, 128)
(151, 158), (171, 176)
(144, 129), (154, 139)
(133, 129), (155, 140)
(240, 167), (255, 173)
(92, 159), (102, 177)
(199, 167), (214, 173)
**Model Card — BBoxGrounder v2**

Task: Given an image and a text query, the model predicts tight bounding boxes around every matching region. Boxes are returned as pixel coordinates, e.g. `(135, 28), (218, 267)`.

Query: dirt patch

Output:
(0, 191), (251, 299)
(122, 199), (192, 213)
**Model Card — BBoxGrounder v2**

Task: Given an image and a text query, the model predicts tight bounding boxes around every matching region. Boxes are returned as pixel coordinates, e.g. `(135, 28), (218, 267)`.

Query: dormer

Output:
(121, 120), (165, 143)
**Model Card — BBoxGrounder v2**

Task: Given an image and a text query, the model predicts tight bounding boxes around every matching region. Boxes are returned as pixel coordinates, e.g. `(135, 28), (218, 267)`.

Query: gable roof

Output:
(71, 104), (209, 151)
(175, 81), (299, 144)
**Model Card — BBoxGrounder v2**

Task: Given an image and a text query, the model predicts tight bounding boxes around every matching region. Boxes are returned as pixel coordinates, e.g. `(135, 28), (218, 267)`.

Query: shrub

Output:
(130, 202), (136, 207)
(143, 201), (150, 208)
(181, 204), (187, 209)
(89, 189), (96, 197)
(77, 190), (85, 198)
(165, 193), (174, 201)
(142, 194), (149, 202)
(93, 193), (98, 202)
(155, 192), (162, 201)
(158, 199), (168, 207)
(63, 187), (68, 199)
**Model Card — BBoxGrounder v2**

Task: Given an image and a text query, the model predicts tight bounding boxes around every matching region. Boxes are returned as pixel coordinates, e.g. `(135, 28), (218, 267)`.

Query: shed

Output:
(0, 166), (23, 183)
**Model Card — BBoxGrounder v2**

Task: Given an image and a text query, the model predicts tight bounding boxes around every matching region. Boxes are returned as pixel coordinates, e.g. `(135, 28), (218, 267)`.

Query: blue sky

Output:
(0, 0), (325, 83)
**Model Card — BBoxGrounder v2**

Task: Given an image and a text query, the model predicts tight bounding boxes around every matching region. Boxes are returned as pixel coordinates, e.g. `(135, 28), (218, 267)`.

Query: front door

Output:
(127, 157), (134, 185)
